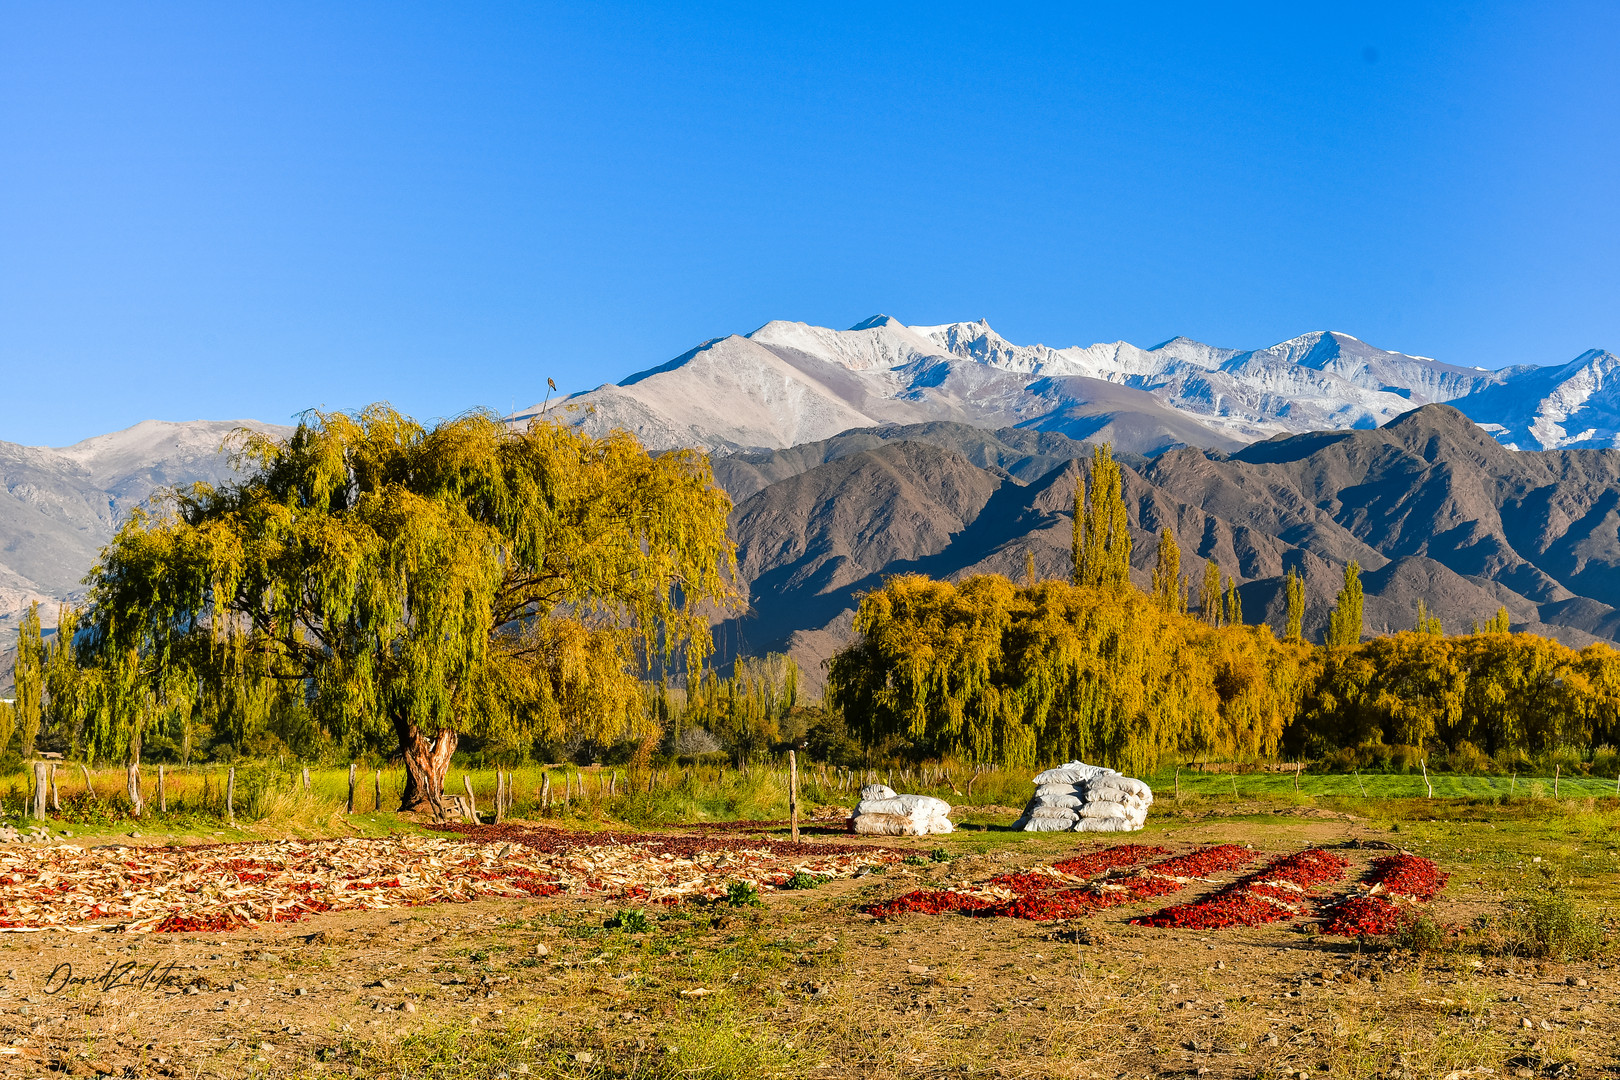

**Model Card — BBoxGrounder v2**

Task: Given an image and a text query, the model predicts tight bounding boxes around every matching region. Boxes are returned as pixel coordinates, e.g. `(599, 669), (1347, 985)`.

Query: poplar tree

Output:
(1284, 568), (1305, 643)
(1415, 600), (1443, 637)
(1070, 472), (1085, 586)
(1151, 529), (1181, 611)
(1225, 575), (1243, 626)
(79, 406), (739, 814)
(1072, 445), (1132, 592)
(12, 603), (45, 757)
(1326, 561), (1364, 647)
(1200, 561), (1223, 626)
(1474, 606), (1511, 635)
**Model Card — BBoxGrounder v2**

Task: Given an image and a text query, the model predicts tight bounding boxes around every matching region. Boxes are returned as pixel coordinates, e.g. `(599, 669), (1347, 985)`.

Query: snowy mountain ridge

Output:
(519, 315), (1611, 455)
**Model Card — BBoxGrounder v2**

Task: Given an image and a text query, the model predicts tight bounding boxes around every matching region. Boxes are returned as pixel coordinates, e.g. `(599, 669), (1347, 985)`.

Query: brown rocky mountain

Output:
(715, 406), (1620, 693)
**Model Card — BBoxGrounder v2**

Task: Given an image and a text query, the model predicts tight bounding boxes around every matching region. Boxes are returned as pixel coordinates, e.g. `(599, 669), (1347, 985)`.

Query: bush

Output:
(1444, 740), (1491, 775)
(724, 881), (762, 907)
(1393, 911), (1450, 955)
(606, 908), (652, 933)
(783, 871), (824, 890)
(1503, 870), (1609, 960)
(671, 727), (724, 757)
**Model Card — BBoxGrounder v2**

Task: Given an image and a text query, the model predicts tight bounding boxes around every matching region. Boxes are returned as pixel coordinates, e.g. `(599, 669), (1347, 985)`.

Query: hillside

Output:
(0, 419), (289, 630)
(715, 407), (1620, 693)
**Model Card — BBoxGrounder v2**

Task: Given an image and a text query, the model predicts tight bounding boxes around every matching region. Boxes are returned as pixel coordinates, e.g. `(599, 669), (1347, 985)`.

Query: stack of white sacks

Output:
(850, 784), (954, 836)
(1013, 760), (1153, 832)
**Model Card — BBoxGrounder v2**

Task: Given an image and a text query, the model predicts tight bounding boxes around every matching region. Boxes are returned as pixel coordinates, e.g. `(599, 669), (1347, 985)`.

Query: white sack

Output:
(860, 784), (898, 801)
(1013, 815), (1076, 832)
(1074, 799), (1147, 821)
(1030, 793), (1086, 809)
(1032, 761), (1118, 786)
(1085, 775), (1153, 803)
(856, 794), (951, 818)
(852, 811), (953, 836)
(1073, 816), (1143, 832)
(1028, 806), (1079, 822)
(1033, 783), (1088, 799)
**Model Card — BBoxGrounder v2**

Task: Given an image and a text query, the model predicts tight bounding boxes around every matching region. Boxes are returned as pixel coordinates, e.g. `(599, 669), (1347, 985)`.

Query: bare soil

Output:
(0, 812), (1614, 1079)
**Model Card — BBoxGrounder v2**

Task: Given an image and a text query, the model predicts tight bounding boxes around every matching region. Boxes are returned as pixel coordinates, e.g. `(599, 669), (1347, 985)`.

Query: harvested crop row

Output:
(1131, 847), (1350, 929)
(0, 830), (897, 934)
(1318, 853), (1450, 936)
(863, 843), (1255, 922)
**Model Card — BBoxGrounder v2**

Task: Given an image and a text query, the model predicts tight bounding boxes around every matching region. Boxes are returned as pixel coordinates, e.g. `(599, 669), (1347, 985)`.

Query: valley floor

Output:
(0, 805), (1615, 1079)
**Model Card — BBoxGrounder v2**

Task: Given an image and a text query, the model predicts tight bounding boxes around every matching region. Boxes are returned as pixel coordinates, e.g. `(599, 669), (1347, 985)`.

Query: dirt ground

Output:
(0, 809), (1615, 1080)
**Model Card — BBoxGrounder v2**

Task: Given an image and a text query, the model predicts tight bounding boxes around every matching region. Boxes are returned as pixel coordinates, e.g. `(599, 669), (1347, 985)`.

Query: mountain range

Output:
(516, 316), (1620, 456)
(6, 316), (1620, 693)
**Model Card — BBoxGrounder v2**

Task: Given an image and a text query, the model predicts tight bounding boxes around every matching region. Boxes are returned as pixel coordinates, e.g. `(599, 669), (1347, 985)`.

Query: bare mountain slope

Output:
(0, 419), (289, 628)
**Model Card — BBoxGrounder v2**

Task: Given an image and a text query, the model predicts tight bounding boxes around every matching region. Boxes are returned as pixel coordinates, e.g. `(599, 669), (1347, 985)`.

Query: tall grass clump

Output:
(1501, 868), (1611, 960)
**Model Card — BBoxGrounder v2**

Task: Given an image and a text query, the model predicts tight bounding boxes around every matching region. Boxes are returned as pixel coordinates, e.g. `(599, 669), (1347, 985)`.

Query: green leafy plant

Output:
(929, 848), (952, 863)
(606, 908), (652, 933)
(725, 881), (762, 907)
(783, 871), (824, 890)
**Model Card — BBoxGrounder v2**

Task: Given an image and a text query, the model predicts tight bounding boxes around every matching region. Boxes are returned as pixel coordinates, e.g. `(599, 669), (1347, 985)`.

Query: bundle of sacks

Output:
(1013, 760), (1152, 832)
(850, 784), (954, 836)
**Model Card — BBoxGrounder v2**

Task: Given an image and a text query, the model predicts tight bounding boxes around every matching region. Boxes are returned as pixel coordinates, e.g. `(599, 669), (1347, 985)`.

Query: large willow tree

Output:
(827, 573), (1305, 774)
(80, 406), (738, 813)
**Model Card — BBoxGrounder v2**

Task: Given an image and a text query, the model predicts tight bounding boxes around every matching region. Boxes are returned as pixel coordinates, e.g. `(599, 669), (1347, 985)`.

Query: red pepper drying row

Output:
(1317, 853), (1448, 937)
(1131, 847), (1350, 930)
(862, 843), (1255, 922)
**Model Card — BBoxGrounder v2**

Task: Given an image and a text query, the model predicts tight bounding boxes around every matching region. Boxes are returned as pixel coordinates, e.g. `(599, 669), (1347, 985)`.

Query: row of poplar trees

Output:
(828, 445), (1620, 772)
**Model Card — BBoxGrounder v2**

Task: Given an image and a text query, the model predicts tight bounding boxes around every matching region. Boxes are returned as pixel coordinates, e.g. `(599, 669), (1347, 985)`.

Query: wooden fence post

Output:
(494, 771), (505, 823)
(302, 766), (310, 793)
(128, 762), (143, 817)
(158, 764), (166, 814)
(541, 771), (551, 812)
(789, 750), (799, 843)
(50, 764), (60, 812)
(1174, 764), (1180, 800)
(226, 766), (237, 826)
(1354, 769), (1366, 797)
(31, 762), (47, 819)
(463, 774), (478, 822)
(1420, 758), (1433, 799)
(1554, 763), (1560, 799)
(375, 769), (382, 812)
(347, 764), (356, 813)
(79, 763), (96, 804)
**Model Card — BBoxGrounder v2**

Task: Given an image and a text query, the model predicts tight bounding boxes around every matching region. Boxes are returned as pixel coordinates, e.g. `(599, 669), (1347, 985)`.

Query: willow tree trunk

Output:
(396, 716), (457, 816)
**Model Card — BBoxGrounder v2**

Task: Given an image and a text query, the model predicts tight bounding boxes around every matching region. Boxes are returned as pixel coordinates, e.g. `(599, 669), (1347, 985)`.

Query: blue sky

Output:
(2, 2), (1617, 445)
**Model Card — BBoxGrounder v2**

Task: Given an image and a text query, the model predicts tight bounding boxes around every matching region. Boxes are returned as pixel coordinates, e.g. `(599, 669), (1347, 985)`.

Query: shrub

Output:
(725, 881), (762, 907)
(1502, 870), (1609, 960)
(606, 908), (652, 933)
(1444, 740), (1491, 775)
(1393, 911), (1450, 954)
(783, 871), (824, 890)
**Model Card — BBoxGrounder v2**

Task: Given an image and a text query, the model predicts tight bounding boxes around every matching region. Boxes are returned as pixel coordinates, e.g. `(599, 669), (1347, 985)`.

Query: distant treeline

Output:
(823, 446), (1620, 773)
